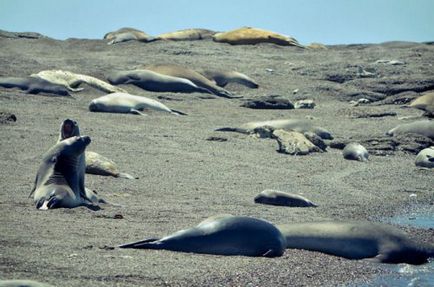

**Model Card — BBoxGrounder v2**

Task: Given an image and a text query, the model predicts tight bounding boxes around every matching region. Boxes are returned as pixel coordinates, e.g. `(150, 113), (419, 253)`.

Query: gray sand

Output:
(0, 36), (433, 286)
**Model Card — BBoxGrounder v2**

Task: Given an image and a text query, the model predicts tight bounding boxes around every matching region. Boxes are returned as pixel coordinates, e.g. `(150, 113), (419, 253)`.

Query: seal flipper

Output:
(117, 172), (136, 179)
(130, 108), (148, 116)
(119, 238), (161, 249)
(170, 109), (188, 116)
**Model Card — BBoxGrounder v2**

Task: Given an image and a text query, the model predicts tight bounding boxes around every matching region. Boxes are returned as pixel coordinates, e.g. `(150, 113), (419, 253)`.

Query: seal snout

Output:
(89, 101), (98, 112)
(81, 136), (91, 145)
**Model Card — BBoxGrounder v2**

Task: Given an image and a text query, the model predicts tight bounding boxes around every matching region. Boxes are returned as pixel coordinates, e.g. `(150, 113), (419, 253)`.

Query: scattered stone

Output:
(206, 136), (228, 142)
(294, 99), (315, 109)
(0, 112), (17, 124)
(352, 111), (397, 118)
(273, 129), (322, 155)
(241, 96), (294, 109)
(325, 73), (354, 83)
(357, 66), (376, 78)
(254, 189), (318, 207)
(0, 29), (48, 39)
(375, 59), (405, 65)
(99, 245), (115, 250)
(307, 43), (328, 50)
(349, 98), (371, 106)
(292, 89), (299, 94)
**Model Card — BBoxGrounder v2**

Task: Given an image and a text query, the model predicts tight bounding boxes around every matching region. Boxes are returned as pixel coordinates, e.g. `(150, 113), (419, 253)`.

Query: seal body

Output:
(89, 92), (186, 116)
(199, 70), (259, 88)
(0, 280), (54, 287)
(104, 27), (155, 45)
(415, 146), (434, 168)
(107, 69), (209, 94)
(213, 27), (303, 48)
(342, 142), (369, 161)
(0, 76), (70, 96)
(144, 65), (235, 98)
(119, 215), (286, 257)
(30, 136), (95, 210)
(254, 189), (317, 207)
(277, 221), (434, 265)
(156, 28), (216, 41)
(409, 92), (434, 116)
(386, 120), (434, 139)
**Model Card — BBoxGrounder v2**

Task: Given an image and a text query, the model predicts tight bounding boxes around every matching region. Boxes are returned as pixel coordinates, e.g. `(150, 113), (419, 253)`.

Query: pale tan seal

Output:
(31, 70), (126, 93)
(415, 146), (434, 168)
(156, 28), (216, 41)
(199, 70), (259, 88)
(254, 189), (317, 207)
(386, 120), (434, 139)
(103, 27), (155, 45)
(342, 142), (369, 161)
(273, 129), (322, 155)
(143, 64), (237, 98)
(277, 221), (434, 265)
(89, 92), (187, 116)
(119, 215), (286, 257)
(409, 92), (434, 117)
(213, 27), (304, 48)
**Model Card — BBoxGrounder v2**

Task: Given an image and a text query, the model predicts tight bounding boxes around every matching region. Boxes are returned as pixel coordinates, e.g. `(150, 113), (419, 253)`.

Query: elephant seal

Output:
(29, 135), (99, 210)
(0, 76), (70, 96)
(156, 28), (216, 41)
(103, 27), (155, 45)
(342, 142), (369, 161)
(415, 146), (434, 168)
(213, 27), (304, 48)
(276, 221), (434, 265)
(119, 214), (286, 257)
(386, 120), (434, 139)
(199, 70), (259, 88)
(58, 119), (134, 180)
(89, 92), (187, 116)
(254, 189), (317, 207)
(143, 64), (237, 98)
(216, 119), (333, 140)
(107, 69), (210, 94)
(31, 70), (126, 93)
(409, 92), (434, 117)
(0, 280), (54, 287)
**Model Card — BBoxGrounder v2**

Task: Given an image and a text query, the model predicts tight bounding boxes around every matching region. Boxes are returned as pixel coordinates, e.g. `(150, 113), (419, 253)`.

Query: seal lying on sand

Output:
(409, 92), (434, 117)
(156, 28), (216, 41)
(342, 142), (369, 161)
(213, 27), (304, 48)
(89, 93), (187, 116)
(277, 221), (434, 265)
(58, 119), (134, 179)
(199, 70), (259, 88)
(104, 27), (155, 45)
(415, 146), (434, 168)
(119, 214), (286, 257)
(216, 119), (333, 139)
(254, 189), (317, 207)
(143, 64), (237, 98)
(0, 76), (70, 96)
(107, 69), (210, 94)
(31, 70), (126, 93)
(0, 280), (54, 287)
(386, 120), (434, 139)
(29, 136), (99, 210)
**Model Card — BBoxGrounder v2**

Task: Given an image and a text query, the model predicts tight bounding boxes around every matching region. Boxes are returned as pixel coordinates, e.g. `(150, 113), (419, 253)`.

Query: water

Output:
(353, 205), (434, 287)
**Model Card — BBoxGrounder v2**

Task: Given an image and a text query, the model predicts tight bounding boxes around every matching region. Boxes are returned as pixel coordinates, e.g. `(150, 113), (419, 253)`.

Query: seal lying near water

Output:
(104, 27), (155, 45)
(119, 214), (286, 257)
(29, 135), (99, 210)
(31, 70), (126, 93)
(89, 93), (187, 116)
(0, 76), (70, 96)
(277, 221), (434, 265)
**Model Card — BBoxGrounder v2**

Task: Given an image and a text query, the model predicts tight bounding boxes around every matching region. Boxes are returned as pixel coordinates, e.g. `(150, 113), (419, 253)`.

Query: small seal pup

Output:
(156, 28), (216, 41)
(213, 27), (304, 48)
(58, 119), (134, 179)
(103, 27), (155, 45)
(277, 221), (434, 265)
(89, 93), (187, 116)
(216, 119), (333, 140)
(199, 70), (259, 88)
(254, 189), (317, 207)
(119, 214), (286, 257)
(29, 136), (99, 210)
(0, 76), (70, 96)
(415, 146), (434, 168)
(342, 142), (369, 161)
(31, 70), (126, 93)
(107, 69), (211, 94)
(386, 120), (434, 139)
(143, 64), (237, 98)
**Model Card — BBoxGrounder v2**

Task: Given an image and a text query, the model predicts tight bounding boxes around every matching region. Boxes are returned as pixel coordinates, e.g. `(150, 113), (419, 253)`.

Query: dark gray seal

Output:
(119, 214), (286, 257)
(254, 189), (317, 207)
(277, 221), (434, 265)
(0, 77), (70, 96)
(386, 120), (434, 139)
(342, 142), (369, 161)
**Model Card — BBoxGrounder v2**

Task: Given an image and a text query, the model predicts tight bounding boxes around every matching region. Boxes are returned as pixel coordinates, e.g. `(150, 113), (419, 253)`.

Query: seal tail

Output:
(119, 238), (161, 249)
(170, 109), (188, 116)
(116, 172), (136, 179)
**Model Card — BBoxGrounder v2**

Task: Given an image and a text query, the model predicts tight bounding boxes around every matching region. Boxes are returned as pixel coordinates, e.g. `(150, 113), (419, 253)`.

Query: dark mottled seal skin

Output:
(29, 136), (99, 210)
(254, 189), (317, 207)
(0, 76), (70, 96)
(277, 221), (434, 265)
(342, 142), (369, 161)
(107, 69), (211, 94)
(119, 215), (286, 257)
